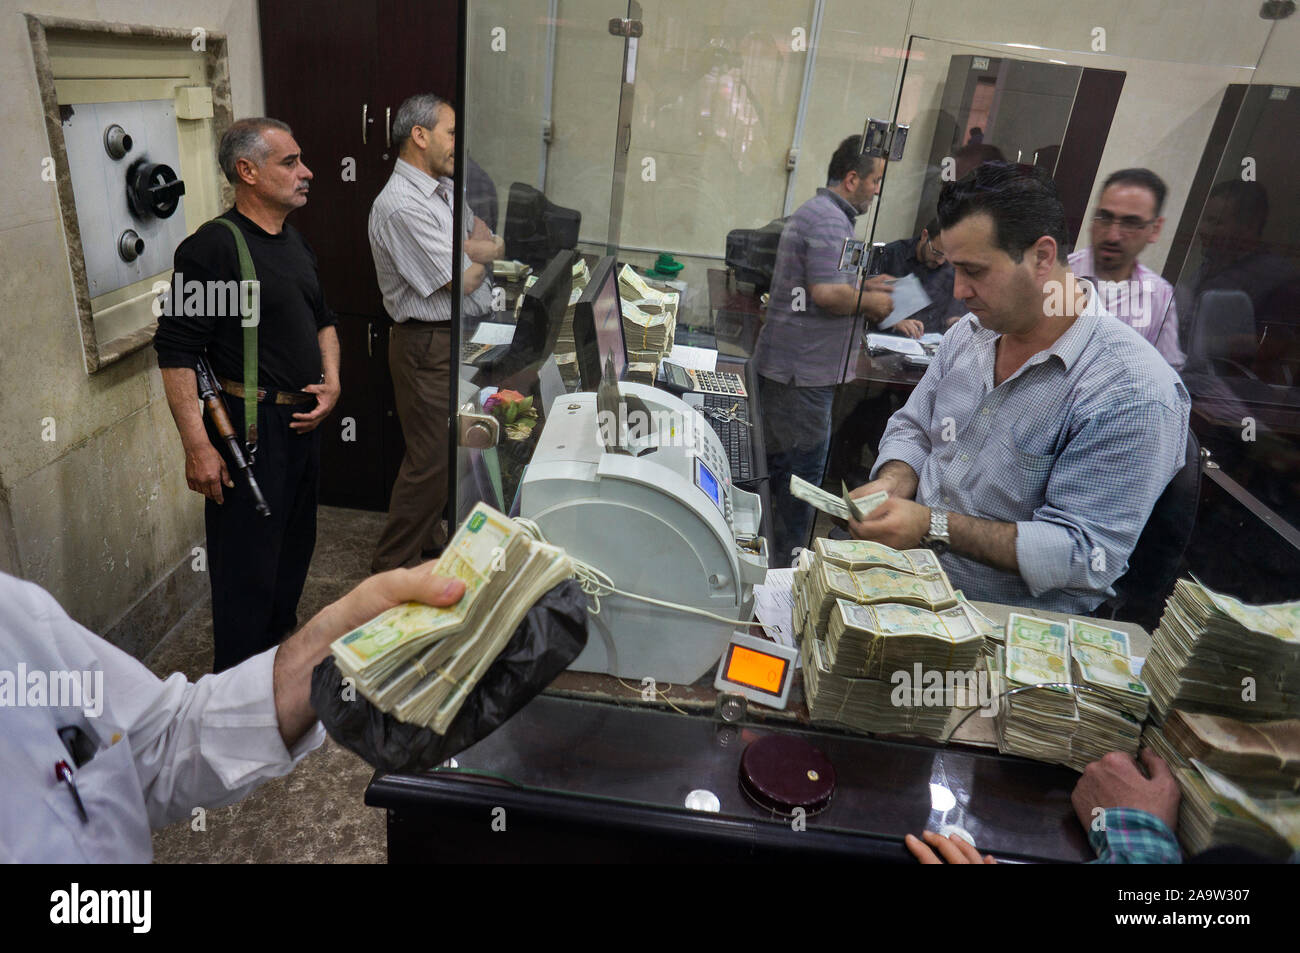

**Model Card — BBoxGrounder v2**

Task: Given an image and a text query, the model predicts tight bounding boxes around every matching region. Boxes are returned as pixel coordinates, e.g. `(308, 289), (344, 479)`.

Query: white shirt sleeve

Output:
(0, 574), (325, 861)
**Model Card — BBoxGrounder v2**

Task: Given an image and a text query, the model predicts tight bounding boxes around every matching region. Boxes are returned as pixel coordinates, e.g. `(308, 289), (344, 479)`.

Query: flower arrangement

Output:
(483, 389), (538, 441)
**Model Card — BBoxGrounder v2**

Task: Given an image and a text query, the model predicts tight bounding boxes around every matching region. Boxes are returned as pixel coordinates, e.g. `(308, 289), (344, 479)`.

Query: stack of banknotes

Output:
(996, 613), (1079, 765)
(618, 265), (677, 378)
(551, 259), (590, 388)
(330, 503), (573, 733)
(802, 636), (954, 739)
(791, 536), (958, 640)
(992, 615), (1149, 770)
(1067, 619), (1148, 770)
(823, 599), (984, 680)
(1143, 579), (1300, 720)
(1174, 762), (1300, 859)
(792, 537), (978, 739)
(1143, 710), (1300, 795)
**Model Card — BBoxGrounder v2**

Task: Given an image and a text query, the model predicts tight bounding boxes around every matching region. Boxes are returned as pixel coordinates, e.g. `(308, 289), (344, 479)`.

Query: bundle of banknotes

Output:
(1174, 761), (1300, 859)
(824, 598), (984, 680)
(1143, 710), (1300, 795)
(1143, 578), (1300, 720)
(330, 503), (573, 733)
(802, 637), (953, 739)
(791, 538), (979, 739)
(798, 559), (959, 639)
(551, 259), (590, 387)
(788, 474), (888, 524)
(992, 615), (1147, 771)
(618, 265), (677, 371)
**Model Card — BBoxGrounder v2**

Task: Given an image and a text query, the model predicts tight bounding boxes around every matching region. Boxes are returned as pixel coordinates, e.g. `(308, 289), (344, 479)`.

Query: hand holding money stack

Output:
(330, 503), (573, 734)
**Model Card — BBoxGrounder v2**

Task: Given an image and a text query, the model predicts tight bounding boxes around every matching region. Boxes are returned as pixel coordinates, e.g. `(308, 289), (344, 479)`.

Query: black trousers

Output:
(205, 398), (321, 672)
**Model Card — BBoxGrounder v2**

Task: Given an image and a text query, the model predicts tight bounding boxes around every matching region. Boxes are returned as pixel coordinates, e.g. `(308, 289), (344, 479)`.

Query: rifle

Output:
(195, 356), (271, 517)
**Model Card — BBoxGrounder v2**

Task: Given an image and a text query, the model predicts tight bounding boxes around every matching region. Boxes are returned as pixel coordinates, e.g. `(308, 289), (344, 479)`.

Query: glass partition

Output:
(453, 0), (1297, 691)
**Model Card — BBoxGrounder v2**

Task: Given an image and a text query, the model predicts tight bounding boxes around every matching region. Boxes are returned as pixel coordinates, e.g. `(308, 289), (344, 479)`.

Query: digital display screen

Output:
(695, 459), (722, 510)
(725, 645), (787, 696)
(592, 271), (626, 382)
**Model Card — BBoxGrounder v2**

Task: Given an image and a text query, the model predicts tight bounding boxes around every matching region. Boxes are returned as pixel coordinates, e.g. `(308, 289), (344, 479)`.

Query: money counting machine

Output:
(520, 383), (767, 682)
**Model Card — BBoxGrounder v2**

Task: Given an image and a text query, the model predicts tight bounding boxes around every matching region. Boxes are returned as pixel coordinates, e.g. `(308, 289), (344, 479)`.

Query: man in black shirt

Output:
(877, 219), (968, 334)
(154, 117), (340, 671)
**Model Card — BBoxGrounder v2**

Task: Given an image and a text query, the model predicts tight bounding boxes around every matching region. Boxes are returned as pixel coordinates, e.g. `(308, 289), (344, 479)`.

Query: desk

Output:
(367, 602), (1146, 863)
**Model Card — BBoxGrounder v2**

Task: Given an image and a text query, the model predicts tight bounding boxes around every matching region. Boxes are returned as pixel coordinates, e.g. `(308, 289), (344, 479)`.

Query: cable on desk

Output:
(941, 681), (1128, 745)
(512, 517), (753, 629)
(615, 677), (691, 716)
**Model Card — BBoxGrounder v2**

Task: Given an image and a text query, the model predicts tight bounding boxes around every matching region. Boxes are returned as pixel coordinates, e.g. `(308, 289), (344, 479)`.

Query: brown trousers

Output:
(371, 321), (452, 573)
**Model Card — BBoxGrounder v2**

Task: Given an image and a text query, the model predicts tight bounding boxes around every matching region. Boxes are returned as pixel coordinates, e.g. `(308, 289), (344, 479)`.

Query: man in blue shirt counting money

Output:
(847, 163), (1190, 615)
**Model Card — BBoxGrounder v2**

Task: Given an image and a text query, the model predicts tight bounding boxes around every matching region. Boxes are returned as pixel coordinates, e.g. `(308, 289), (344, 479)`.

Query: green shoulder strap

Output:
(208, 217), (260, 448)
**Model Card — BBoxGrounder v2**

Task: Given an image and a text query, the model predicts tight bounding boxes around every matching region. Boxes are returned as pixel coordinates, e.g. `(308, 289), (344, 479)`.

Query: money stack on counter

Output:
(794, 537), (982, 740)
(618, 264), (677, 384)
(1142, 579), (1300, 720)
(1138, 580), (1300, 857)
(1066, 619), (1148, 770)
(1173, 761), (1300, 860)
(992, 615), (1148, 770)
(996, 614), (1078, 765)
(552, 259), (591, 389)
(1143, 710), (1300, 794)
(331, 503), (573, 733)
(1144, 711), (1300, 858)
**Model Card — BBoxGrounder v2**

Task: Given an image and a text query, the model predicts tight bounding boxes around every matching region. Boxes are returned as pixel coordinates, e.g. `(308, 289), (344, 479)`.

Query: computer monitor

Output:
(504, 183), (582, 270)
(481, 249), (576, 383)
(573, 256), (626, 389)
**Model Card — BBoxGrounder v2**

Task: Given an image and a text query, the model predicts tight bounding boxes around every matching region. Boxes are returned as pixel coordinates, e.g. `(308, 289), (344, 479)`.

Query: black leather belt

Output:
(217, 375), (315, 406)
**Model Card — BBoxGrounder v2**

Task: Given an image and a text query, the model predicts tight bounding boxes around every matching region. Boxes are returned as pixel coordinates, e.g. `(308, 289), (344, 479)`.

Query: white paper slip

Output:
(866, 332), (925, 356)
(876, 272), (932, 330)
(667, 343), (718, 372)
(753, 567), (799, 665)
(470, 322), (516, 346)
(920, 332), (944, 347)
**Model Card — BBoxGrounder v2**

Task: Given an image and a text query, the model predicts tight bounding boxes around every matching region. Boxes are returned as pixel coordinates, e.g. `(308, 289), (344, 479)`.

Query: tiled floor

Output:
(147, 506), (392, 863)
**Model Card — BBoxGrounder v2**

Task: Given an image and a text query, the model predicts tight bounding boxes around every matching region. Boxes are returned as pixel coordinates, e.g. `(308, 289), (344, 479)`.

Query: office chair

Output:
(1100, 430), (1202, 631)
(1185, 289), (1259, 379)
(504, 183), (581, 269)
(725, 217), (788, 294)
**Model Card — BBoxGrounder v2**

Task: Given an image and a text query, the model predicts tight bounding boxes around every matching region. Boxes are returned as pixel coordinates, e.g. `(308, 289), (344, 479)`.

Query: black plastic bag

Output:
(310, 579), (588, 773)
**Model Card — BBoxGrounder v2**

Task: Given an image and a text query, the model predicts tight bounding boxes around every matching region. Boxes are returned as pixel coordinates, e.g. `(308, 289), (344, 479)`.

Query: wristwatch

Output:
(922, 508), (950, 556)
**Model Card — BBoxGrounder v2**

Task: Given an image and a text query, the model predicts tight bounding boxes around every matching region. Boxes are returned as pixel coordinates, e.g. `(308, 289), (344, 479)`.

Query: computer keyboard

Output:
(701, 392), (755, 482)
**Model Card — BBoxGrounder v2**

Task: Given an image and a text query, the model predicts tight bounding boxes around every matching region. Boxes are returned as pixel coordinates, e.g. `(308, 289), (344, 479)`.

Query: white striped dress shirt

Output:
(368, 158), (493, 323)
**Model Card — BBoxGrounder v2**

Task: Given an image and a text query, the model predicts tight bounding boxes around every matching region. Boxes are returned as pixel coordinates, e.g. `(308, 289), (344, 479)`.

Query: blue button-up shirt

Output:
(872, 289), (1190, 614)
(754, 188), (862, 387)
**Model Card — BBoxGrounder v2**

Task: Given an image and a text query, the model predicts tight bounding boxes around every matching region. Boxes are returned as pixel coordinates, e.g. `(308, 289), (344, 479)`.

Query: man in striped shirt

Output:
(369, 94), (499, 573)
(848, 163), (1190, 615)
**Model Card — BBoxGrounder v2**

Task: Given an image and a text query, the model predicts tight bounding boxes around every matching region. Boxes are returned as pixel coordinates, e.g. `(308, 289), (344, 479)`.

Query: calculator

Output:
(660, 361), (747, 397)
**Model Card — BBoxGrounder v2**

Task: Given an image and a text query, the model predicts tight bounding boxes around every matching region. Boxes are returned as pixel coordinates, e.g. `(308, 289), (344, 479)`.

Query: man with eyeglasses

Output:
(1069, 168), (1184, 370)
(877, 218), (969, 334)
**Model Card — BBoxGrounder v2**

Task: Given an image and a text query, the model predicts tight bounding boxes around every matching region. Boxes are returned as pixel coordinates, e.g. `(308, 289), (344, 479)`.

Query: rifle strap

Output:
(207, 217), (260, 449)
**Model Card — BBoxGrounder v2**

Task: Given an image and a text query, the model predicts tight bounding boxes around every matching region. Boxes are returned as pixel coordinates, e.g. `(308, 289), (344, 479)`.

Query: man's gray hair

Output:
(218, 117), (293, 184)
(392, 93), (450, 152)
